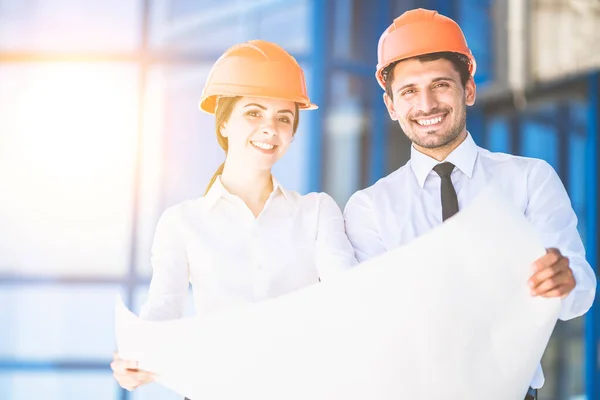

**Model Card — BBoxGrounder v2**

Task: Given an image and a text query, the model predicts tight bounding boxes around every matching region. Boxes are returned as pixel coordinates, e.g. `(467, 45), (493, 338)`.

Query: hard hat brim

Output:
(199, 94), (318, 115)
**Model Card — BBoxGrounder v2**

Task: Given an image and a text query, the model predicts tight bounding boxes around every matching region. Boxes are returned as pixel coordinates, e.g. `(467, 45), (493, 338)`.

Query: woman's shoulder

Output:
(157, 197), (205, 223)
(281, 189), (340, 211)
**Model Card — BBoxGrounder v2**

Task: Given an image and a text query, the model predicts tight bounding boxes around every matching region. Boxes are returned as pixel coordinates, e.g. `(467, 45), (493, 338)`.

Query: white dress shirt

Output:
(343, 133), (596, 389)
(140, 176), (357, 322)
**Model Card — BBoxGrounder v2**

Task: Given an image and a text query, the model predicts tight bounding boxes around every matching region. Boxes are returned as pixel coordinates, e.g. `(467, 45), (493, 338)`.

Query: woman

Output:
(111, 40), (357, 391)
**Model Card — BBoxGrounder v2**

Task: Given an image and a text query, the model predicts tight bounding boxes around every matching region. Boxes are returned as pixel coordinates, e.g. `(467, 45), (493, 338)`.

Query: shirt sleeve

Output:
(139, 205), (190, 321)
(343, 190), (388, 262)
(314, 193), (358, 281)
(525, 160), (597, 321)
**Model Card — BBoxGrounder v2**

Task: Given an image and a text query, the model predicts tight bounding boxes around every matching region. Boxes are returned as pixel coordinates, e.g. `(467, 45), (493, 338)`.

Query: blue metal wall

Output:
(585, 72), (599, 400)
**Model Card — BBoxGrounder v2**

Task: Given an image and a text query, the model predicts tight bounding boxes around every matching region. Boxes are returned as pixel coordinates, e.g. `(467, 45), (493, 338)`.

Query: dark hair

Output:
(204, 96), (301, 195)
(382, 52), (471, 100)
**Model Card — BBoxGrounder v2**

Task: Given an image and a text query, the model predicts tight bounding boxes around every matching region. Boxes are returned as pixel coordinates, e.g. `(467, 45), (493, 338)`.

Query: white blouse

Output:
(140, 177), (357, 320)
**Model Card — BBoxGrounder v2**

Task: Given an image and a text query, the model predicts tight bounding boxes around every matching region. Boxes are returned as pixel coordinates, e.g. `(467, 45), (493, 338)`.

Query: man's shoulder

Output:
(479, 147), (547, 167)
(475, 149), (564, 200)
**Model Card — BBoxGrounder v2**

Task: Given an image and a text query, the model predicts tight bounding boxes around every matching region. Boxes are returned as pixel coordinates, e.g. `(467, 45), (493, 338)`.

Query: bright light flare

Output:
(0, 63), (140, 276)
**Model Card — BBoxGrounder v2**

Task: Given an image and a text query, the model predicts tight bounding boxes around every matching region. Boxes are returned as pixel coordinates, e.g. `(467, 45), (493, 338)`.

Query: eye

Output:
(401, 88), (416, 96)
(278, 115), (291, 124)
(245, 110), (261, 117)
(433, 82), (450, 89)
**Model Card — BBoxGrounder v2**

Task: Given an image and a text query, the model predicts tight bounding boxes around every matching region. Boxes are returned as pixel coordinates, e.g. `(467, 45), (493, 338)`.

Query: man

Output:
(343, 8), (596, 400)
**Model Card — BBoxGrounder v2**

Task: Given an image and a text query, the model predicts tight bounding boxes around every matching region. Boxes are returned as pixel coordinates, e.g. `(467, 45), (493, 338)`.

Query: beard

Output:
(403, 104), (467, 149)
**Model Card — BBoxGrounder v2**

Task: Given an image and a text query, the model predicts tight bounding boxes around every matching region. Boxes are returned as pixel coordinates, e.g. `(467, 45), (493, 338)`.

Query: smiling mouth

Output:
(251, 141), (277, 151)
(413, 114), (447, 127)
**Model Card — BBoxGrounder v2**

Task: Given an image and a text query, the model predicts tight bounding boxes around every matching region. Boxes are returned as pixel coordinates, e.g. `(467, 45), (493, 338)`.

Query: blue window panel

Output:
(584, 72), (599, 400)
(257, 0), (310, 54)
(521, 120), (559, 172)
(0, 372), (116, 400)
(423, 0), (454, 19)
(148, 0), (310, 55)
(306, 0), (327, 192)
(331, 0), (378, 63)
(467, 106), (484, 145)
(0, 285), (124, 360)
(457, 0), (493, 85)
(332, 0), (355, 60)
(569, 99), (588, 136)
(0, 0), (140, 51)
(169, 0), (225, 16)
(568, 134), (586, 209)
(486, 116), (511, 153)
(322, 71), (368, 205)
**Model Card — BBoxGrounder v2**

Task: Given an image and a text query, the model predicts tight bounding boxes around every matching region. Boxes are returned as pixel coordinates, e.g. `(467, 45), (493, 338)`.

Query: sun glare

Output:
(0, 63), (141, 276)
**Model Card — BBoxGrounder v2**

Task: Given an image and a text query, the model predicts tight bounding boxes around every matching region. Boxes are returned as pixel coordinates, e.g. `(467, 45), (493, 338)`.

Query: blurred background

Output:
(0, 0), (598, 399)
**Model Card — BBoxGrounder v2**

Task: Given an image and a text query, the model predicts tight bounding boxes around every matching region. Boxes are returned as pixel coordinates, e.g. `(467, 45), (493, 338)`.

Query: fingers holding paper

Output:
(111, 352), (155, 391)
(529, 248), (576, 298)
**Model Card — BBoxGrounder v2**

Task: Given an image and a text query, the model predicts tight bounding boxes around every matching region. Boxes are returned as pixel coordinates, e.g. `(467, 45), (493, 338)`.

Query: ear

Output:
(465, 77), (476, 106)
(219, 121), (229, 138)
(383, 92), (398, 121)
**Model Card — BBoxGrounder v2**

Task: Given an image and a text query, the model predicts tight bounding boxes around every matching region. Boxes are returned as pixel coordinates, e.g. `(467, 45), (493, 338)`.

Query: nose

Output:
(416, 88), (438, 114)
(260, 118), (277, 137)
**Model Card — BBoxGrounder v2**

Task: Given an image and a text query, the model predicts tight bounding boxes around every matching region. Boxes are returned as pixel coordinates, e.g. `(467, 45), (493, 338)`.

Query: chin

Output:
(413, 131), (455, 147)
(254, 160), (277, 171)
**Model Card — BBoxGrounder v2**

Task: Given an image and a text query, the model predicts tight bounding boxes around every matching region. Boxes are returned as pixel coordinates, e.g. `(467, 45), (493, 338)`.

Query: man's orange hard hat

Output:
(375, 8), (477, 89)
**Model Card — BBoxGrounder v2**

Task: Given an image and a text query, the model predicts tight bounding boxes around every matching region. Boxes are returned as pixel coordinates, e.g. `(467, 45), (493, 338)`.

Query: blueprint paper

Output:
(115, 185), (560, 400)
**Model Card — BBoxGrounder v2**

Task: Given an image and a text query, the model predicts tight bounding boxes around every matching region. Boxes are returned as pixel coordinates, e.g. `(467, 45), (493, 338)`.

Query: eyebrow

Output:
(243, 103), (294, 115)
(394, 76), (457, 94)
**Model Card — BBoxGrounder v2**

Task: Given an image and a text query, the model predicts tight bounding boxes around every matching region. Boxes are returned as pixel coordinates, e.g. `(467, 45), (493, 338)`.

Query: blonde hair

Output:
(204, 97), (301, 195)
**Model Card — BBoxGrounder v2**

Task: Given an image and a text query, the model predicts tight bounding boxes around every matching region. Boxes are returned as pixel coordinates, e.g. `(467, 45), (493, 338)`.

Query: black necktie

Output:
(433, 162), (459, 221)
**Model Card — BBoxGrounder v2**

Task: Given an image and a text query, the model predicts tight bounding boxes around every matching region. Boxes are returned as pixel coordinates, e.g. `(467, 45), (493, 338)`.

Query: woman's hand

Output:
(111, 352), (155, 391)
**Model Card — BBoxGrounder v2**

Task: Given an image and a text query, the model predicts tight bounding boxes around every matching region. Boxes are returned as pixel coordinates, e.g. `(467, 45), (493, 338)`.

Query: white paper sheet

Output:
(115, 185), (560, 400)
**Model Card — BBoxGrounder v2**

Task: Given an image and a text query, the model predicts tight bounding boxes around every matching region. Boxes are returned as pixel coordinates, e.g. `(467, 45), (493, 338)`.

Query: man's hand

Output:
(111, 352), (155, 391)
(529, 248), (575, 298)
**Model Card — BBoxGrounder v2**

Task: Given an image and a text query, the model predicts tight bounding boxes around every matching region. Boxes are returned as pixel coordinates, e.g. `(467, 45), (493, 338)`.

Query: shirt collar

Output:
(273, 177), (296, 205)
(202, 176), (229, 211)
(410, 132), (478, 188)
(202, 175), (296, 212)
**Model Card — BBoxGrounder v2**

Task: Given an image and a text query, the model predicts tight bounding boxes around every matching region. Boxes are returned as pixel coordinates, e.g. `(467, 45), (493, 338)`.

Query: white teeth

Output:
(251, 141), (275, 150)
(417, 116), (443, 126)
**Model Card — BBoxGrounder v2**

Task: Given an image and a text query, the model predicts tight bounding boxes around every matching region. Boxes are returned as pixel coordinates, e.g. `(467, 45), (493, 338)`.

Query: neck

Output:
(220, 160), (273, 214)
(414, 130), (468, 162)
